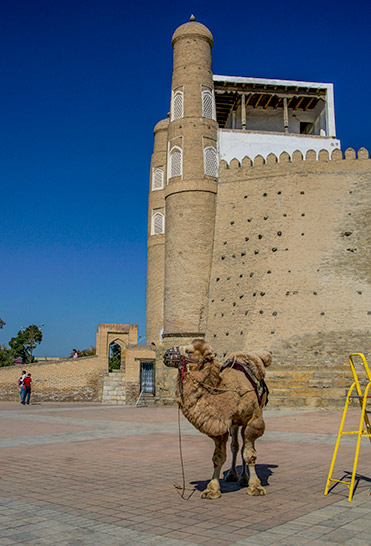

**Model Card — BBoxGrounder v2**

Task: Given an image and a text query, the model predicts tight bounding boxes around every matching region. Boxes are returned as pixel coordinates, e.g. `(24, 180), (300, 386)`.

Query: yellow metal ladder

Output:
(324, 353), (371, 501)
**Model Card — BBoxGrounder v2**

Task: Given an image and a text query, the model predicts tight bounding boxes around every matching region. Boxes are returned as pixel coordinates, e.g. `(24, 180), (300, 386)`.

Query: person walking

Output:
(21, 373), (32, 405)
(18, 370), (27, 401)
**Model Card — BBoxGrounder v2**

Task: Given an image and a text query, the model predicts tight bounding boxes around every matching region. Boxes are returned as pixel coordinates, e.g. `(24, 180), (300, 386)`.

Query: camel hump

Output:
(251, 350), (272, 369)
(224, 350), (272, 381)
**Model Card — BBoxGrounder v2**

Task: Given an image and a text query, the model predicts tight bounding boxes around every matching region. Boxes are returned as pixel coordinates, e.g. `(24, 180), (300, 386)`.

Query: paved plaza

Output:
(0, 401), (370, 545)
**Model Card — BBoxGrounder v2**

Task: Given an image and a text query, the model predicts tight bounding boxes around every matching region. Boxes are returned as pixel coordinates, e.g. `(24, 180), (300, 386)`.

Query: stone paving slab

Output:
(0, 402), (369, 545)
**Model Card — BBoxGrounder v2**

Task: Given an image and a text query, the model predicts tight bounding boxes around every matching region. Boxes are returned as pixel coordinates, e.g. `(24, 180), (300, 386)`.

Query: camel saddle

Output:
(220, 359), (269, 406)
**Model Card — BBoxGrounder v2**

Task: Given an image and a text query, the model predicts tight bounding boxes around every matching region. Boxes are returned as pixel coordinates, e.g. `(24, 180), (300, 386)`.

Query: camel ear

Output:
(202, 344), (214, 362)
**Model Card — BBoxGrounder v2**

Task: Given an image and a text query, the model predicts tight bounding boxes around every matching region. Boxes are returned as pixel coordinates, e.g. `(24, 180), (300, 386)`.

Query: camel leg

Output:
(237, 426), (249, 486)
(242, 416), (266, 496)
(225, 426), (239, 482)
(201, 433), (228, 499)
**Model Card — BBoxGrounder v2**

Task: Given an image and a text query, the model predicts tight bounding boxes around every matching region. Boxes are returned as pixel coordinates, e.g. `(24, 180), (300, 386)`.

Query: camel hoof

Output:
(225, 470), (238, 482)
(237, 475), (249, 487)
(201, 489), (222, 499)
(246, 484), (266, 496)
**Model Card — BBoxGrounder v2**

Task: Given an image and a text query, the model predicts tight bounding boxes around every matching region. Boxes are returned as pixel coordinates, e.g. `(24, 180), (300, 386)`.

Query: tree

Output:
(68, 346), (96, 358)
(9, 325), (43, 364)
(0, 318), (5, 329)
(0, 344), (13, 367)
(109, 343), (121, 370)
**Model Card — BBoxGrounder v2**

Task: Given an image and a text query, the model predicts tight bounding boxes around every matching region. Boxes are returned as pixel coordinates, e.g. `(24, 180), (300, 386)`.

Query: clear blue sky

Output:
(1, 0), (370, 357)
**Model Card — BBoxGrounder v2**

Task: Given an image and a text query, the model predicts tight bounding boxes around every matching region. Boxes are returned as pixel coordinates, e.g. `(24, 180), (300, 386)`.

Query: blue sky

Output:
(1, 0), (370, 356)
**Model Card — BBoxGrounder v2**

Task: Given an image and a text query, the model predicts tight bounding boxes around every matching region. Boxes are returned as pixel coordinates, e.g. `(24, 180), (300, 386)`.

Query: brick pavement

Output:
(0, 402), (370, 545)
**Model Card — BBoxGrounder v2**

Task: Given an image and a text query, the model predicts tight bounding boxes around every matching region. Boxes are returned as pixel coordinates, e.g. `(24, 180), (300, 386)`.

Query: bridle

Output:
(163, 346), (202, 397)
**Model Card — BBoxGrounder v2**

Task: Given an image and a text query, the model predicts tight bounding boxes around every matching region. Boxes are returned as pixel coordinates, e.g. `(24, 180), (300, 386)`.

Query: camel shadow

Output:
(190, 463), (278, 493)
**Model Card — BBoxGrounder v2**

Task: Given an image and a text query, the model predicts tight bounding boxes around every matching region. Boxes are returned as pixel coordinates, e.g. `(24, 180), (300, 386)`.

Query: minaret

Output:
(162, 17), (219, 341)
(146, 118), (168, 345)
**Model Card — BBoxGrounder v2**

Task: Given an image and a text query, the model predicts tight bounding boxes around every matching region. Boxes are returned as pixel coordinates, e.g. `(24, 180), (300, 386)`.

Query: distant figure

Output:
(72, 349), (78, 359)
(18, 370), (27, 401)
(21, 373), (32, 405)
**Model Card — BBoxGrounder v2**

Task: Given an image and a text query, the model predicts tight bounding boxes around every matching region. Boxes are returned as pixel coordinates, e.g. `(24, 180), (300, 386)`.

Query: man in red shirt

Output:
(21, 373), (32, 405)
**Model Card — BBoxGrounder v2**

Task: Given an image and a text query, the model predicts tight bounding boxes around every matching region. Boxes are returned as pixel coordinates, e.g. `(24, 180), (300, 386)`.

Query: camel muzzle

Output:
(163, 347), (183, 368)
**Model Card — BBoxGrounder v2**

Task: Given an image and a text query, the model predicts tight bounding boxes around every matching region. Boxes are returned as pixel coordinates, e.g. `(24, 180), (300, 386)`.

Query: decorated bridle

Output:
(163, 346), (202, 397)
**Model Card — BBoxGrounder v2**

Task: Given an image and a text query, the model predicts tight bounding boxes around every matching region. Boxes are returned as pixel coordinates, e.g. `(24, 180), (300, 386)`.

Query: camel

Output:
(164, 339), (272, 499)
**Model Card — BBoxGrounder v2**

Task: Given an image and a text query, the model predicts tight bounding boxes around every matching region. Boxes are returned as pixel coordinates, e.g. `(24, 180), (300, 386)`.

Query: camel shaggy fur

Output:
(164, 339), (272, 499)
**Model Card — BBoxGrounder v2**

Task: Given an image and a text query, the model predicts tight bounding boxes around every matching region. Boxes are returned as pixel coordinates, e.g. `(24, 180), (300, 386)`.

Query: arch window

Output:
(152, 168), (164, 190)
(172, 90), (184, 120)
(202, 90), (215, 120)
(169, 146), (182, 178)
(204, 146), (218, 177)
(152, 212), (165, 235)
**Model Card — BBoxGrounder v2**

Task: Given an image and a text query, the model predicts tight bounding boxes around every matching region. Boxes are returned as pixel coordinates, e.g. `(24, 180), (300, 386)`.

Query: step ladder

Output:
(324, 353), (371, 501)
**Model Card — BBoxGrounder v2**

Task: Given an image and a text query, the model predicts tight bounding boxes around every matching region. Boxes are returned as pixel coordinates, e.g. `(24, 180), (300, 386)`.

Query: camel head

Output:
(163, 338), (214, 372)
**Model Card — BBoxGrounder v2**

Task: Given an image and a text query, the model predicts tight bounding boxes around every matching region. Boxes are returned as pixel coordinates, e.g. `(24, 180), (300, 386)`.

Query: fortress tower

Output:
(146, 18), (370, 399)
(146, 18), (218, 344)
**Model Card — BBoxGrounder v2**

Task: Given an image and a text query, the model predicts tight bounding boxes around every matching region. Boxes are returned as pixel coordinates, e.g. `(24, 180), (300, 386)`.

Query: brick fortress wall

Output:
(0, 356), (107, 402)
(206, 147), (370, 370)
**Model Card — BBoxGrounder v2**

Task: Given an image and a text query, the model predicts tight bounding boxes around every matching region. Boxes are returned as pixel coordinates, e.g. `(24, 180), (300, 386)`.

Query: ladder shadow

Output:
(327, 471), (371, 495)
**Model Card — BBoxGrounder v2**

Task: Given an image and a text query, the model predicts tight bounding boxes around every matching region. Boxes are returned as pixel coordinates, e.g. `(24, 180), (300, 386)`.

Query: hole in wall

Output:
(230, 221), (235, 225)
(258, 234), (263, 239)
(254, 250), (259, 255)
(264, 216), (269, 220)
(245, 237), (249, 242)
(277, 231), (282, 236)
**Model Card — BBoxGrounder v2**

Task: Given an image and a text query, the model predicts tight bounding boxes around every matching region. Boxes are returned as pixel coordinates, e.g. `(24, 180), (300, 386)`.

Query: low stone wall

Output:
(0, 356), (108, 402)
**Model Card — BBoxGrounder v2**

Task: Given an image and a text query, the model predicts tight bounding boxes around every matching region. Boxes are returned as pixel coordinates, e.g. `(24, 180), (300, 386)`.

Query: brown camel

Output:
(164, 339), (272, 499)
